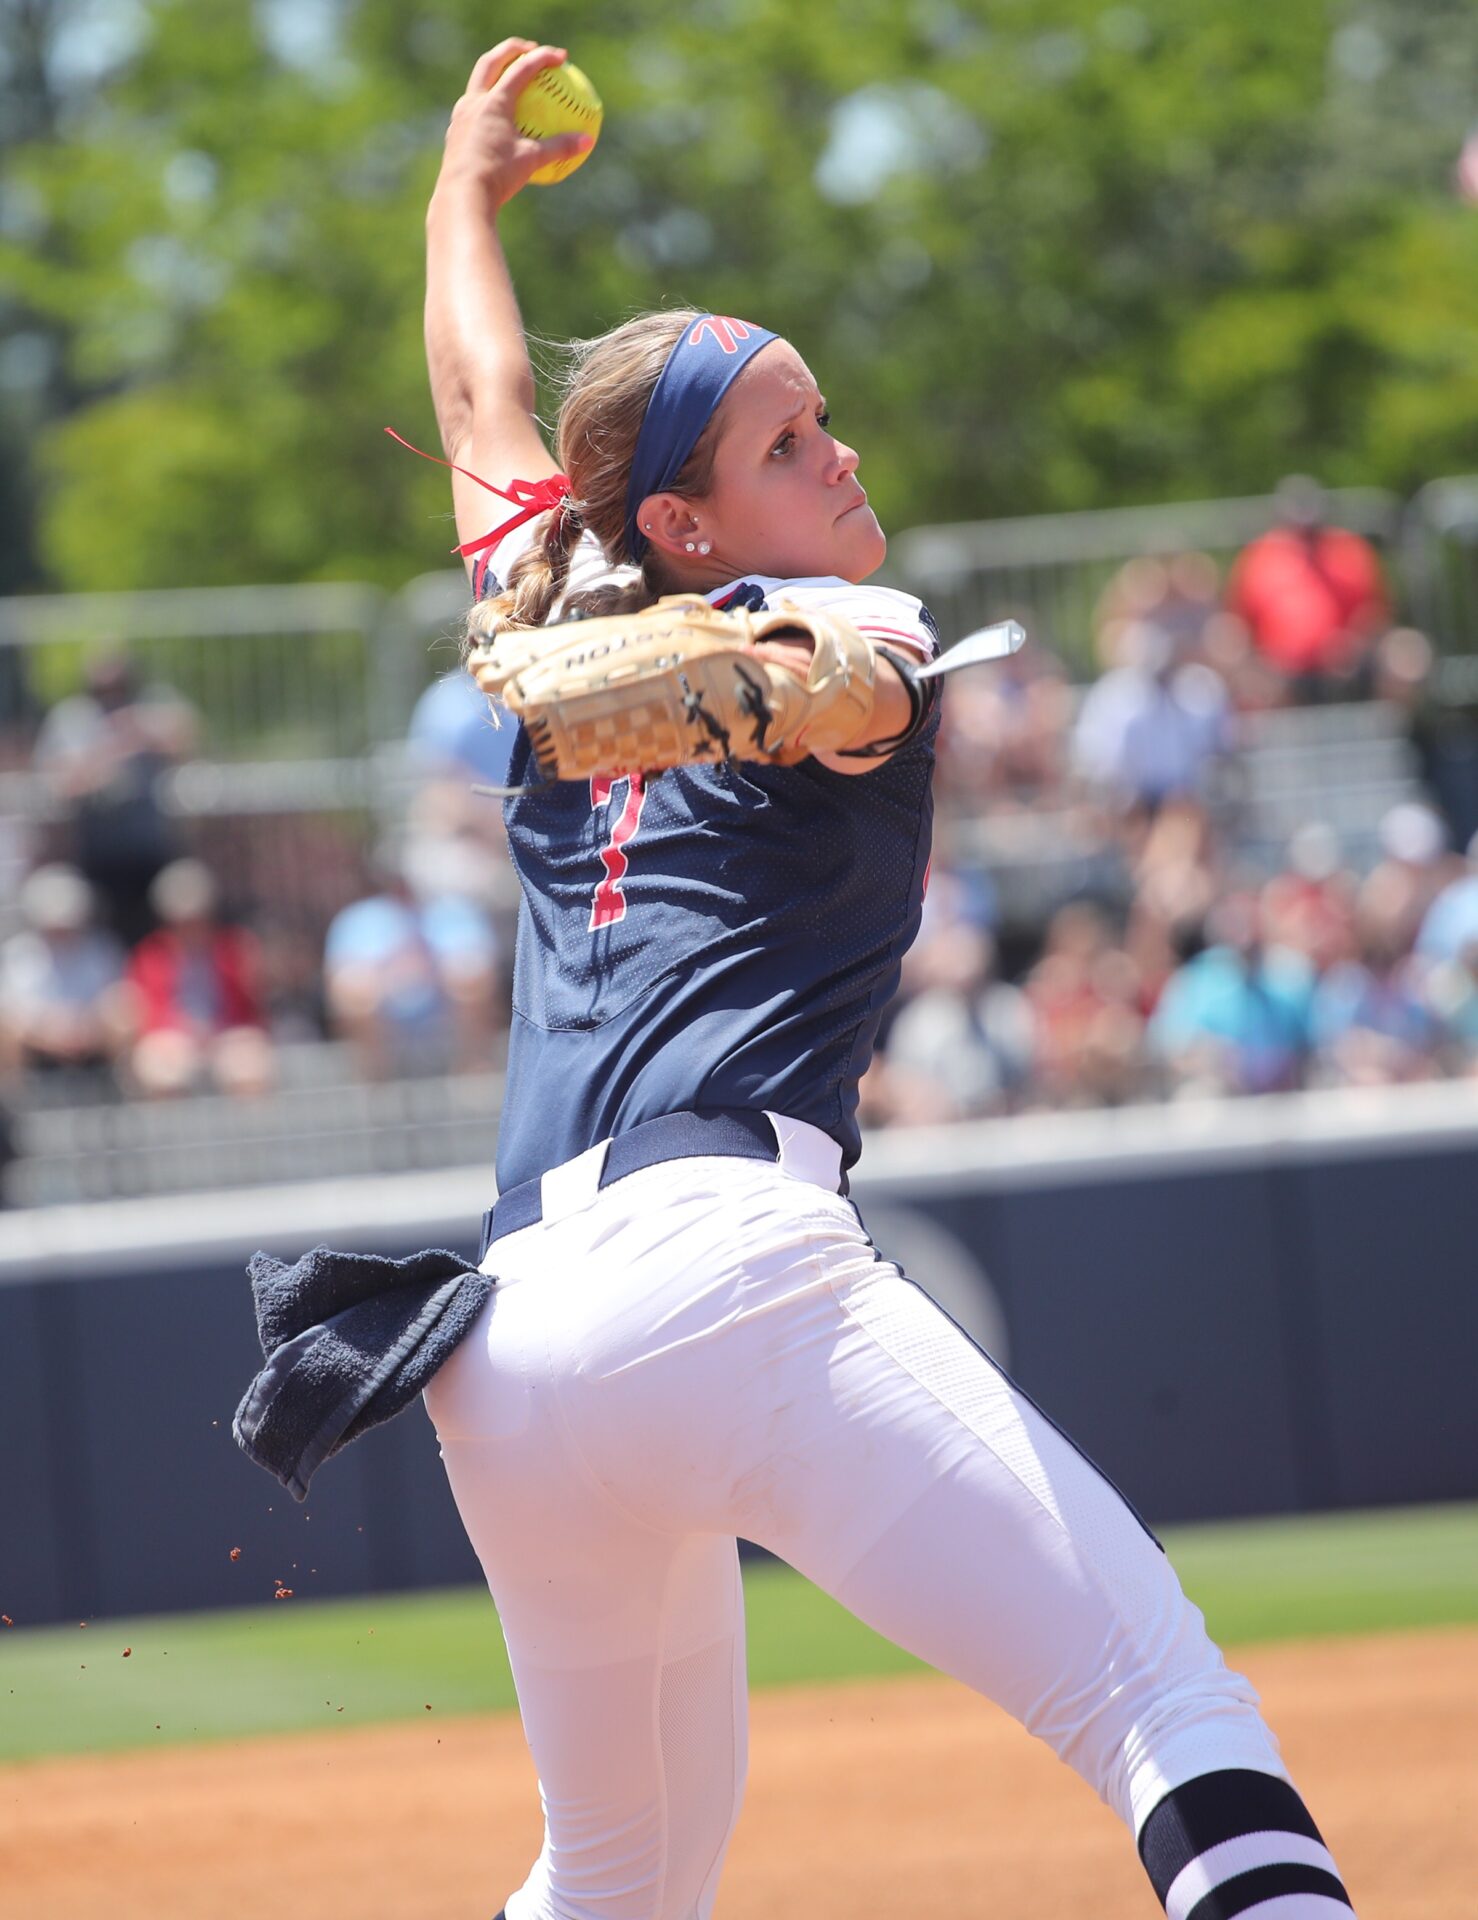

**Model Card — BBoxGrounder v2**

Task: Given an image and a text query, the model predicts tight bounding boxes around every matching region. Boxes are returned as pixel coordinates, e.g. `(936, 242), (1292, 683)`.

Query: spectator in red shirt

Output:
(125, 859), (274, 1097)
(1224, 476), (1390, 692)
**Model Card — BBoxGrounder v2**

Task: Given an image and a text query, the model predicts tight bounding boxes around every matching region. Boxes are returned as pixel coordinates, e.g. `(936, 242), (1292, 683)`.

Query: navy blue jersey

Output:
(477, 532), (940, 1189)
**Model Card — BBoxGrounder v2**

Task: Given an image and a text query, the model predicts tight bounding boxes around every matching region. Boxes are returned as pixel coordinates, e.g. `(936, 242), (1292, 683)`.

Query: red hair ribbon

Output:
(384, 427), (572, 557)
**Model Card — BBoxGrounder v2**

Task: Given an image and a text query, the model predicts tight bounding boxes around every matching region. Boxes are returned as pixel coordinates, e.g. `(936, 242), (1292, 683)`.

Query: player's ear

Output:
(637, 492), (706, 559)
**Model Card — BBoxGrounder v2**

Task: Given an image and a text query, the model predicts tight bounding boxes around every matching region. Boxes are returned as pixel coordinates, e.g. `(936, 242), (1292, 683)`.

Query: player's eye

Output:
(770, 409), (831, 458)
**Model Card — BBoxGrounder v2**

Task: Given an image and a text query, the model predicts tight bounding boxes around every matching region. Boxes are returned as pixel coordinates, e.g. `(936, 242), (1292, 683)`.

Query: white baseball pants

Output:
(425, 1130), (1290, 1920)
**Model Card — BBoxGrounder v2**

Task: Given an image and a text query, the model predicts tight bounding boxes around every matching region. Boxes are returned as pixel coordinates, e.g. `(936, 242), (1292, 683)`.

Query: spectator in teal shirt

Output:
(324, 840), (500, 1080)
(1149, 890), (1315, 1095)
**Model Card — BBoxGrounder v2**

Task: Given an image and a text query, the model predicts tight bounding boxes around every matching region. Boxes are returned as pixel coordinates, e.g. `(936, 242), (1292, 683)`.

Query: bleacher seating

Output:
(950, 700), (1426, 930)
(1229, 702), (1422, 862)
(5, 1046), (504, 1207)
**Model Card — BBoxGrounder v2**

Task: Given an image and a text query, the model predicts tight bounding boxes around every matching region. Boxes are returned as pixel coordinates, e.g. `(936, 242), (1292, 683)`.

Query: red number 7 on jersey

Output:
(589, 772), (648, 931)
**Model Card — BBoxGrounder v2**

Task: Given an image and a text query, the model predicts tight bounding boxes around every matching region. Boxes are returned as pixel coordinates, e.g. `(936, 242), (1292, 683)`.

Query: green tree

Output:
(2, 0), (1476, 593)
(0, 0), (140, 589)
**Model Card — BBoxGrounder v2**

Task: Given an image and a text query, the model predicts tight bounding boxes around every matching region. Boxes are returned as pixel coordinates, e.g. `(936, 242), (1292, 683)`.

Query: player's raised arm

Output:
(424, 42), (595, 578)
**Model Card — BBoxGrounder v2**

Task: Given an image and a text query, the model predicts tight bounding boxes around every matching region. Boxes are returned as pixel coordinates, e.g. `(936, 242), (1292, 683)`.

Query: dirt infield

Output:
(2, 1626), (1472, 1918)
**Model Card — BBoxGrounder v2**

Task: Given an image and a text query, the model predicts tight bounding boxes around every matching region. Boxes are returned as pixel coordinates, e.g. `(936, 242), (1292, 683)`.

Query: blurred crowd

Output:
(3, 479), (1478, 1151)
(0, 653), (516, 1109)
(865, 805), (1478, 1125)
(865, 480), (1478, 1122)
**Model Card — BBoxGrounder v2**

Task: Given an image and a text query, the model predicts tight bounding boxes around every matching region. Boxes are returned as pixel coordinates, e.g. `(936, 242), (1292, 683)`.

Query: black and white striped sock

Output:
(1138, 1769), (1354, 1918)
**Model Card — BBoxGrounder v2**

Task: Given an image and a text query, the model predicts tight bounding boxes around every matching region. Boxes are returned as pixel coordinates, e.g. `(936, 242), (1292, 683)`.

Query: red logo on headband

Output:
(689, 316), (751, 354)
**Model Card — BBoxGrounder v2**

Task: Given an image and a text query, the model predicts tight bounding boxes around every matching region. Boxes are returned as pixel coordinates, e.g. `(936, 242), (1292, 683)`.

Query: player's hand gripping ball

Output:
(502, 58), (603, 184)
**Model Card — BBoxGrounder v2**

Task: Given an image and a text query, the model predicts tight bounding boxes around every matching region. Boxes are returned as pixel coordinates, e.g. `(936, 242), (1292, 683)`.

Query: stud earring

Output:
(697, 540), (712, 555)
(685, 541), (696, 553)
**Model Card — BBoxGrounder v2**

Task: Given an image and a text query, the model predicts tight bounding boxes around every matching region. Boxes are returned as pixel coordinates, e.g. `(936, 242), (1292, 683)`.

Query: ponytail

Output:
(460, 307), (732, 651)
(462, 498), (673, 651)
(462, 498), (591, 655)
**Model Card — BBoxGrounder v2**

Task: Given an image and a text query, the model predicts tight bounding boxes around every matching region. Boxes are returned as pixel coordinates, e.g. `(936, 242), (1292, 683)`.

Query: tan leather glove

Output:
(467, 594), (883, 781)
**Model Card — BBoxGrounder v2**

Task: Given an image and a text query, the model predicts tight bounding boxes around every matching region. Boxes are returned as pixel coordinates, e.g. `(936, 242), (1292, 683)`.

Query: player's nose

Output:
(829, 438), (861, 479)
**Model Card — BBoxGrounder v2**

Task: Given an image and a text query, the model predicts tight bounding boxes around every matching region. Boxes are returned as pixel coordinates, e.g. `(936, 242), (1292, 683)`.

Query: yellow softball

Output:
(516, 61), (603, 185)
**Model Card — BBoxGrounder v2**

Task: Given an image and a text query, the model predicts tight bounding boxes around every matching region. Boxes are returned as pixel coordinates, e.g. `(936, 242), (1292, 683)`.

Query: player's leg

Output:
(487, 1530), (746, 1920)
(424, 1259), (748, 1920)
(741, 1200), (1356, 1917)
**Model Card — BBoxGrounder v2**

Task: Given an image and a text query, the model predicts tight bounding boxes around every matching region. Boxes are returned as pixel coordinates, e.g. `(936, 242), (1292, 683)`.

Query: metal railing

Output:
(6, 1057), (505, 1208)
(888, 486), (1408, 674)
(1401, 476), (1478, 700)
(0, 581), (393, 759)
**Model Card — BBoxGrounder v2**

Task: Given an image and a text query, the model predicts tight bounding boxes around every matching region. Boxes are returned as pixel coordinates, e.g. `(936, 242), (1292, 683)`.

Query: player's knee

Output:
(1052, 1652), (1284, 1831)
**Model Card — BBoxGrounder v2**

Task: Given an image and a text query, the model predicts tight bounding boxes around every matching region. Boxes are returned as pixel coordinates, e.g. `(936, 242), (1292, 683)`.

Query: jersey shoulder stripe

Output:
(708, 575), (940, 661)
(852, 620), (935, 659)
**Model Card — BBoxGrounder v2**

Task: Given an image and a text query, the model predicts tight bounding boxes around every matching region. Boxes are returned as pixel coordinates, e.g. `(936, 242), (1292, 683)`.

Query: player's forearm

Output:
(850, 654), (914, 750)
(754, 634), (919, 769)
(821, 653), (917, 768)
(424, 178), (537, 455)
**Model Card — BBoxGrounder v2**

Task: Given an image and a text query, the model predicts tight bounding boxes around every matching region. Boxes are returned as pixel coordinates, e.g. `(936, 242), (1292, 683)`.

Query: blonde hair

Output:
(468, 308), (728, 645)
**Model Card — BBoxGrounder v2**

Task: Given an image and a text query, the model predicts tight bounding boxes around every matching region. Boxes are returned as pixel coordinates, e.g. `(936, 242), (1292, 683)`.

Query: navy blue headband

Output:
(623, 314), (779, 563)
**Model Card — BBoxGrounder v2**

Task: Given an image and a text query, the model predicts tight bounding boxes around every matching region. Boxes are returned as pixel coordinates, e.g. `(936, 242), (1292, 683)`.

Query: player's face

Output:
(694, 342), (887, 583)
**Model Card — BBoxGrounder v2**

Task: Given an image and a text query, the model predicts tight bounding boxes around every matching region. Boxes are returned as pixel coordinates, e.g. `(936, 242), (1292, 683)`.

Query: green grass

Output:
(3, 1502), (1475, 1766)
(1155, 1504), (1478, 1643)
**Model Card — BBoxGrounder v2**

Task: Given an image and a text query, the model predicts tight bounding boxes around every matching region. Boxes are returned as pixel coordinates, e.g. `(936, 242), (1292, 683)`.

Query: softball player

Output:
(418, 42), (1358, 1920)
